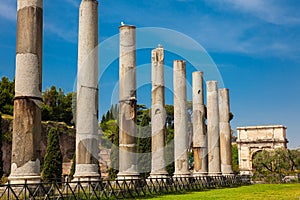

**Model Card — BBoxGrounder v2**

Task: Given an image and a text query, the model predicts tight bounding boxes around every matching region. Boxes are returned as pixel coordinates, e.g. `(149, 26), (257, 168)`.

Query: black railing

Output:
(0, 175), (251, 199)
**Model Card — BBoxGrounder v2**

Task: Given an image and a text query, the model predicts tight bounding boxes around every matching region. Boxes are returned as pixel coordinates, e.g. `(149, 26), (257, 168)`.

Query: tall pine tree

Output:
(42, 128), (63, 182)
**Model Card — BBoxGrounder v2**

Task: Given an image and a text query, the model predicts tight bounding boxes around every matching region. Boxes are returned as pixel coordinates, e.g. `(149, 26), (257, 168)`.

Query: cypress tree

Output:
(42, 128), (63, 182)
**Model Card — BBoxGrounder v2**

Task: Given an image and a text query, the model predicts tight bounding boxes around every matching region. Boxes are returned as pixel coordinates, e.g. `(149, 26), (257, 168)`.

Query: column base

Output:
(73, 164), (101, 182)
(222, 173), (235, 176)
(208, 172), (222, 176)
(173, 172), (191, 178)
(193, 172), (208, 177)
(117, 172), (140, 180)
(148, 171), (169, 179)
(8, 175), (41, 184)
(9, 160), (41, 184)
(72, 175), (101, 182)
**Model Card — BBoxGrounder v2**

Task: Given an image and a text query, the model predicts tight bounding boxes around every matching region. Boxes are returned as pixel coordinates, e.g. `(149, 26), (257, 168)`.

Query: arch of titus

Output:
(236, 125), (288, 175)
(10, 0), (235, 183)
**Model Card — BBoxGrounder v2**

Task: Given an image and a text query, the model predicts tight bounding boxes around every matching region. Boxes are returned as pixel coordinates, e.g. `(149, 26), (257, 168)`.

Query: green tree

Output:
(165, 105), (175, 175)
(166, 127), (174, 175)
(0, 113), (3, 178)
(108, 122), (119, 180)
(42, 128), (63, 182)
(58, 92), (74, 124)
(102, 104), (175, 178)
(42, 86), (74, 125)
(137, 105), (151, 178)
(69, 153), (76, 180)
(232, 144), (239, 174)
(0, 77), (14, 115)
(165, 105), (174, 129)
(100, 105), (120, 179)
(252, 148), (291, 174)
(101, 120), (119, 149)
(103, 120), (119, 179)
(288, 149), (300, 171)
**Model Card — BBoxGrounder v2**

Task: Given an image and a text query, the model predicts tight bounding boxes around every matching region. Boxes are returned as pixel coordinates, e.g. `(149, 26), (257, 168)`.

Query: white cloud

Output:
(65, 0), (80, 8)
(187, 14), (300, 60)
(205, 0), (300, 25)
(44, 23), (77, 43)
(0, 1), (16, 21)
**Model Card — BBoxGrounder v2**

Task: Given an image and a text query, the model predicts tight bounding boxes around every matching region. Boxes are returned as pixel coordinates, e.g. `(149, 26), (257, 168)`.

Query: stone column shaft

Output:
(9, 0), (43, 184)
(150, 45), (168, 178)
(192, 72), (207, 176)
(206, 81), (221, 176)
(173, 60), (190, 177)
(118, 24), (139, 179)
(74, 0), (100, 181)
(219, 88), (233, 175)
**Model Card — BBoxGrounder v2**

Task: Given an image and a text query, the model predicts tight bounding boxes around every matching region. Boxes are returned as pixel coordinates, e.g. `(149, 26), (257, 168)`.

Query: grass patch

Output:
(143, 183), (300, 200)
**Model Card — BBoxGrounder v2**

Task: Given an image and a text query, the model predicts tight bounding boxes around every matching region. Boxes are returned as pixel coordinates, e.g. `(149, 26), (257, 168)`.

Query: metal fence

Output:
(0, 175), (251, 199)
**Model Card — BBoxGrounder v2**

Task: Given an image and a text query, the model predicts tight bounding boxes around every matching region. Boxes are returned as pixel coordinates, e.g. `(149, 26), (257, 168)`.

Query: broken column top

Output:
(174, 60), (186, 63)
(119, 22), (136, 29)
(219, 88), (229, 92)
(207, 80), (218, 92)
(18, 0), (43, 10)
(192, 71), (203, 76)
(173, 60), (186, 74)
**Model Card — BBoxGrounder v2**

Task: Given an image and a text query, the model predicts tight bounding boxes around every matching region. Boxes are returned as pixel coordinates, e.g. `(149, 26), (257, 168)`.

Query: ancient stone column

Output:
(192, 71), (208, 176)
(74, 0), (100, 181)
(219, 88), (234, 175)
(9, 0), (43, 184)
(206, 81), (221, 176)
(149, 45), (168, 178)
(173, 60), (191, 178)
(117, 24), (139, 180)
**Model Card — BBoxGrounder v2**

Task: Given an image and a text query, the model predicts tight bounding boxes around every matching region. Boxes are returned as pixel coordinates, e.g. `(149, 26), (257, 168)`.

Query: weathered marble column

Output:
(9, 0), (43, 184)
(74, 0), (100, 181)
(192, 72), (208, 176)
(206, 81), (221, 176)
(173, 60), (191, 178)
(149, 45), (168, 178)
(219, 88), (234, 175)
(117, 24), (139, 180)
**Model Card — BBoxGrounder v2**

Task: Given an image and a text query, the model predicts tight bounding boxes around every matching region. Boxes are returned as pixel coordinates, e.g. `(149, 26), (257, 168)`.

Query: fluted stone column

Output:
(219, 88), (234, 175)
(173, 60), (191, 178)
(74, 0), (100, 181)
(117, 24), (139, 180)
(9, 0), (43, 184)
(192, 72), (208, 176)
(149, 45), (168, 178)
(206, 81), (221, 176)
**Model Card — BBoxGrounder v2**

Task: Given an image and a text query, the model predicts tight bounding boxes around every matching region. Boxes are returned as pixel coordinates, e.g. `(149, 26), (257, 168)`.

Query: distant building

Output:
(236, 125), (288, 175)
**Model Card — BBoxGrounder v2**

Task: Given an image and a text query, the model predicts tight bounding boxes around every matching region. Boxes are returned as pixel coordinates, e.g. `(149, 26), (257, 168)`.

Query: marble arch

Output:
(236, 125), (288, 175)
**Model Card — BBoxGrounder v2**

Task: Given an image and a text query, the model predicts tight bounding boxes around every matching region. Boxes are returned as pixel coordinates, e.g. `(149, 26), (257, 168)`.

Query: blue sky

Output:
(0, 0), (300, 148)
